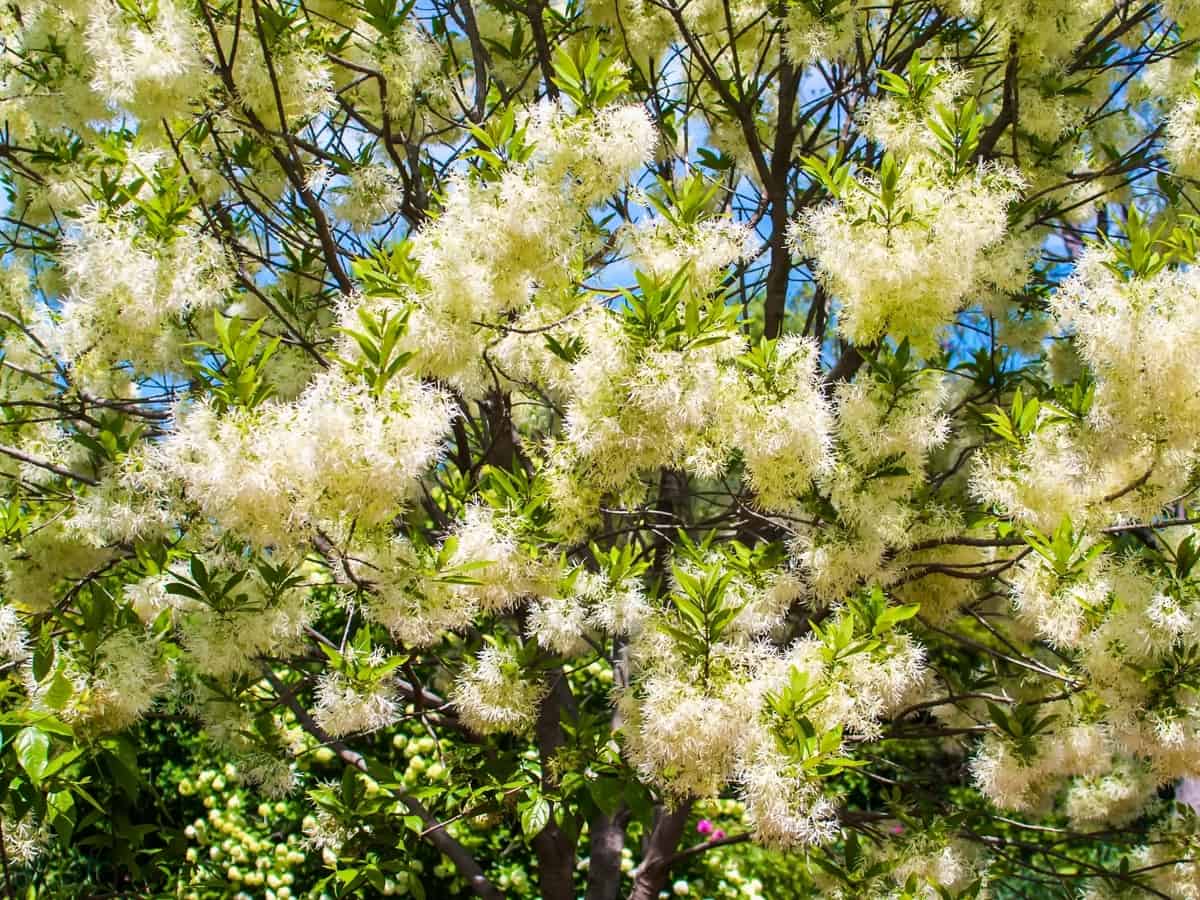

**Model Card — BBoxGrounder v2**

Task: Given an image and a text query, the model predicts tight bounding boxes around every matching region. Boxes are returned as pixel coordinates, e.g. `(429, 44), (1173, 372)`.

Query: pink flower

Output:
(712, 829), (726, 841)
(890, 824), (905, 835)
(696, 819), (714, 836)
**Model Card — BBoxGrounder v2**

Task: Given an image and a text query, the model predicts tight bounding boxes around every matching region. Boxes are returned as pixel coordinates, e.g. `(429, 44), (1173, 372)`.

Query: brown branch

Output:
(531, 672), (579, 900)
(822, 343), (866, 392)
(0, 443), (97, 486)
(667, 831), (750, 866)
(627, 801), (693, 900)
(1103, 464), (1154, 503)
(763, 59), (801, 340)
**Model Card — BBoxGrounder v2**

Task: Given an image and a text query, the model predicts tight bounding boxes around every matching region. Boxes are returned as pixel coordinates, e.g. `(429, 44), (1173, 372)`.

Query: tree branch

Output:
(627, 801), (692, 900)
(263, 669), (502, 900)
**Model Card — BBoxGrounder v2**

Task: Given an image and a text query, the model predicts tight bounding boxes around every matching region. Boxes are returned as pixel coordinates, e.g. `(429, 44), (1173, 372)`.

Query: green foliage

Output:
(982, 386), (1081, 446)
(466, 106), (535, 179)
(986, 701), (1060, 763)
(336, 306), (416, 398)
(1101, 205), (1199, 281)
(645, 173), (723, 228)
(859, 152), (913, 236)
(3, 0), (1199, 897)
(877, 55), (943, 109)
(1023, 515), (1103, 580)
(352, 242), (423, 298)
(71, 413), (145, 468)
(800, 152), (855, 200)
(764, 667), (862, 778)
(621, 268), (740, 352)
(928, 98), (983, 176)
(360, 0), (419, 36)
(188, 312), (282, 411)
(551, 39), (630, 109)
(661, 534), (743, 683)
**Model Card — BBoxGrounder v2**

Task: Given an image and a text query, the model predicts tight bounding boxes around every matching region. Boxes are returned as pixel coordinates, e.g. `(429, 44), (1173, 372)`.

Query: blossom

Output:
(35, 630), (170, 733)
(314, 672), (400, 738)
(619, 661), (757, 799)
(332, 164), (406, 232)
(154, 368), (452, 549)
(53, 207), (232, 385)
(1, 814), (47, 866)
(84, 0), (210, 123)
(450, 645), (547, 735)
(398, 102), (656, 394)
(0, 605), (30, 666)
(793, 155), (1023, 350)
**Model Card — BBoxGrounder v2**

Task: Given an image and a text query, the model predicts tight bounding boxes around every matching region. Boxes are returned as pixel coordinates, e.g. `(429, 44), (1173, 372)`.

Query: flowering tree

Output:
(2, 0), (1200, 896)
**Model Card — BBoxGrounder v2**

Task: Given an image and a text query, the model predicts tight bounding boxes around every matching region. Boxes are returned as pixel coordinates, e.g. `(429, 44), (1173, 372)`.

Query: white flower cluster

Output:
(357, 505), (559, 647)
(965, 522), (1200, 815)
(1007, 545), (1109, 650)
(619, 604), (927, 847)
(0, 605), (30, 666)
(792, 370), (949, 603)
(332, 164), (406, 232)
(447, 504), (558, 613)
(975, 244), (1200, 533)
(526, 565), (654, 654)
(338, 22), (443, 125)
(625, 213), (752, 290)
(793, 156), (1024, 350)
(620, 649), (763, 799)
(526, 594), (592, 657)
(174, 578), (311, 681)
(783, 0), (860, 63)
(738, 739), (842, 849)
(355, 536), (478, 648)
(1165, 93), (1200, 181)
(1, 813), (47, 866)
(949, 0), (1111, 66)
(559, 313), (744, 489)
(886, 837), (989, 899)
(450, 645), (547, 735)
(553, 321), (834, 536)
(1063, 761), (1157, 829)
(84, 0), (210, 124)
(154, 369), (451, 549)
(53, 207), (232, 386)
(970, 717), (1109, 814)
(399, 102), (656, 395)
(314, 670), (400, 738)
(226, 26), (334, 126)
(730, 337), (834, 512)
(1053, 248), (1200, 466)
(858, 65), (974, 160)
(66, 480), (179, 552)
(0, 521), (115, 614)
(2, 1), (112, 136)
(970, 420), (1110, 533)
(31, 630), (169, 733)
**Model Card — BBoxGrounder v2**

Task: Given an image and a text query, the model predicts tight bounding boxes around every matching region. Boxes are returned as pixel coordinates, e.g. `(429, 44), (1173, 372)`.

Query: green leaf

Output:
(0, 711), (73, 737)
(101, 735), (141, 797)
(873, 603), (920, 636)
(41, 668), (73, 711)
(43, 746), (85, 779)
(14, 727), (49, 783)
(586, 776), (624, 817)
(520, 797), (551, 837)
(47, 789), (76, 842)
